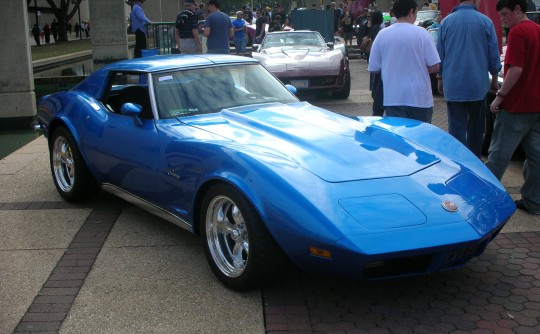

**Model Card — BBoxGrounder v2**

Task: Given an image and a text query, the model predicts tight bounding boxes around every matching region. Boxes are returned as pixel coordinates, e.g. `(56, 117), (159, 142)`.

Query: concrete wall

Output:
(89, 0), (129, 63)
(0, 0), (36, 126)
(142, 0), (182, 22)
(87, 0), (181, 63)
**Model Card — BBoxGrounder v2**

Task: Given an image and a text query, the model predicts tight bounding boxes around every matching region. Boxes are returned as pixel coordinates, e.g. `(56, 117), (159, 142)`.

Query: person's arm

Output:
(135, 6), (152, 25)
(427, 63), (440, 74)
(489, 72), (499, 94)
(204, 26), (210, 38)
(489, 65), (523, 113)
(192, 28), (202, 53)
(487, 24), (502, 92)
(257, 23), (266, 39)
(175, 28), (180, 49)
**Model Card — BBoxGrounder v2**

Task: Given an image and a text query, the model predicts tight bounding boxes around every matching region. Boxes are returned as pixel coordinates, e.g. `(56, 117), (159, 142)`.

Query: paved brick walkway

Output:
(3, 196), (539, 333)
(6, 195), (123, 334)
(263, 232), (540, 334)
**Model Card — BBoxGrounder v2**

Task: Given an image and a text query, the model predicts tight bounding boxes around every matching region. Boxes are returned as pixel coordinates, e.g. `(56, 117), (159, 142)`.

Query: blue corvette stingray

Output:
(37, 55), (515, 291)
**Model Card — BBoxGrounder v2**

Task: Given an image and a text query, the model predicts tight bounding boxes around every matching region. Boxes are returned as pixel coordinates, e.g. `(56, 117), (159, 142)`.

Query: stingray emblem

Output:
(442, 201), (459, 212)
(167, 170), (182, 180)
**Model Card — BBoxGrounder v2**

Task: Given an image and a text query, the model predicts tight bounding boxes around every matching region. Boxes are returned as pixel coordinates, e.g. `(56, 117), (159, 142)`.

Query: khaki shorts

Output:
(180, 38), (199, 54)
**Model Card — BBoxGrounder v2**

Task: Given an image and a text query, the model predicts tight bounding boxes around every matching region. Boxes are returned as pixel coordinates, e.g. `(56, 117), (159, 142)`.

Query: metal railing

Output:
(145, 22), (176, 55)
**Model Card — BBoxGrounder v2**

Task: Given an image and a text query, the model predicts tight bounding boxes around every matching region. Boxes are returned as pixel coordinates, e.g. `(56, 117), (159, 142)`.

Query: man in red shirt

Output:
(486, 0), (540, 215)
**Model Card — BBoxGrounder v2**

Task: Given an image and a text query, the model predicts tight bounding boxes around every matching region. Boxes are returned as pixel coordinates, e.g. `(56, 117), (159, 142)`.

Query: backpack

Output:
(176, 9), (194, 30)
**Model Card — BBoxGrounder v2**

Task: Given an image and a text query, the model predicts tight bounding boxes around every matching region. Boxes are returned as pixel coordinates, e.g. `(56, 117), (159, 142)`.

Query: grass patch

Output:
(31, 39), (92, 61)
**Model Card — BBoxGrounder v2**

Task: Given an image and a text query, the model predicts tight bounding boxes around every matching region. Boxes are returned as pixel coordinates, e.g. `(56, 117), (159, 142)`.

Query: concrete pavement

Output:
(1, 57), (539, 334)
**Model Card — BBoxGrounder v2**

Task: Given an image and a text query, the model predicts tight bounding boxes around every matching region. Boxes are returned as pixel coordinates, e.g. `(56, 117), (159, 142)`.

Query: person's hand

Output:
(490, 96), (503, 114)
(437, 78), (443, 96)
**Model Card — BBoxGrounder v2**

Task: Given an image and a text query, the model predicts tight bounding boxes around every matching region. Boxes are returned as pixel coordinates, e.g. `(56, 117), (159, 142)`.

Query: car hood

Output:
(254, 47), (343, 75)
(180, 103), (439, 182)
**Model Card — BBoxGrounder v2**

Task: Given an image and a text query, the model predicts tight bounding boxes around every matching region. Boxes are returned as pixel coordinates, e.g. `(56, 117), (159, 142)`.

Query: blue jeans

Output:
(485, 110), (540, 214)
(234, 37), (246, 53)
(385, 106), (433, 123)
(372, 73), (384, 117)
(446, 100), (486, 158)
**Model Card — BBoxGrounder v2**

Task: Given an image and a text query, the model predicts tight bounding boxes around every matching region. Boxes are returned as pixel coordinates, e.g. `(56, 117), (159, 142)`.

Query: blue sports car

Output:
(37, 55), (515, 291)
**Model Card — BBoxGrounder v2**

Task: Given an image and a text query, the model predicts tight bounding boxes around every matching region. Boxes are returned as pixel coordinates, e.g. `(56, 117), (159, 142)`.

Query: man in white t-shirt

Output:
(368, 0), (440, 123)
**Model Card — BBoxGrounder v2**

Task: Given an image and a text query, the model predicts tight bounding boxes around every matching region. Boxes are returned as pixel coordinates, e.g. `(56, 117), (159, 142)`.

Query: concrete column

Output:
(89, 0), (129, 64)
(0, 0), (36, 126)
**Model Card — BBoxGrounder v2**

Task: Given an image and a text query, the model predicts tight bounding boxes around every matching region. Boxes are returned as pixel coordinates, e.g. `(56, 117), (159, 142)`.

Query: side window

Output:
(103, 72), (153, 120)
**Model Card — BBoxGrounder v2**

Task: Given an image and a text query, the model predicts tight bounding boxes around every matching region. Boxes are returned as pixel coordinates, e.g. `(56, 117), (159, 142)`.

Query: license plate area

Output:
(444, 245), (479, 265)
(290, 79), (309, 89)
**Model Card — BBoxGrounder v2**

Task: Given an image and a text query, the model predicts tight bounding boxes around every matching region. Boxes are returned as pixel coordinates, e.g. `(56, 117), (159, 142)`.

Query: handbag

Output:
(359, 36), (372, 53)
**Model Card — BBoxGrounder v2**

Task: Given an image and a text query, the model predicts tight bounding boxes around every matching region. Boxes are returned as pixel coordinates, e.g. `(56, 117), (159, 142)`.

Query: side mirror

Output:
(285, 84), (297, 95)
(326, 42), (335, 50)
(252, 43), (260, 52)
(120, 103), (143, 127)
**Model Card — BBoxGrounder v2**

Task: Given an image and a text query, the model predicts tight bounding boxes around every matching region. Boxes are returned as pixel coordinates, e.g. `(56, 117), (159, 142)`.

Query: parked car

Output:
(252, 30), (350, 99)
(36, 55), (515, 291)
(415, 10), (439, 28)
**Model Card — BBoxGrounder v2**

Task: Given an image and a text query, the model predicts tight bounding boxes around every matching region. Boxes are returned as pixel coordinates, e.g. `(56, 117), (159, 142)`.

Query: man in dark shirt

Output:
(175, 0), (202, 54)
(254, 9), (267, 43)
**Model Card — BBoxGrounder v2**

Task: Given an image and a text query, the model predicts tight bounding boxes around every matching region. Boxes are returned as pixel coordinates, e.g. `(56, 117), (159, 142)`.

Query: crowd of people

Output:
(364, 0), (539, 216)
(30, 19), (90, 47)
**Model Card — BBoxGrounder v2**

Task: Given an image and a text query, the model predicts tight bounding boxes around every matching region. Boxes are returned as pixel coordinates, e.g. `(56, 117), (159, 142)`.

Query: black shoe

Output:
(514, 199), (540, 215)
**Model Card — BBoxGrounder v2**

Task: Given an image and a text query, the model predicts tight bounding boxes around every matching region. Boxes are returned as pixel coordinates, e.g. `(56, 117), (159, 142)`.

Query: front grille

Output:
(281, 77), (338, 88)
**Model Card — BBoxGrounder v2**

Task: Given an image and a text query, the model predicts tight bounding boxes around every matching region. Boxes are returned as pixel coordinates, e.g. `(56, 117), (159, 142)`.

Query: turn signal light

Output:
(309, 246), (332, 259)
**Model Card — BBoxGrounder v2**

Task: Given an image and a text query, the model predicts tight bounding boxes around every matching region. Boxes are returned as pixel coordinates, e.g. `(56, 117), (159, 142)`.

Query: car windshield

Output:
(261, 32), (325, 49)
(416, 11), (438, 20)
(152, 63), (298, 119)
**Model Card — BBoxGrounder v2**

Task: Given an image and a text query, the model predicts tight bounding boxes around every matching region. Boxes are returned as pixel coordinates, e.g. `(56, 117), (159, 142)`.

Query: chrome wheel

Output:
(49, 127), (97, 202)
(52, 135), (75, 193)
(205, 195), (249, 278)
(201, 184), (284, 290)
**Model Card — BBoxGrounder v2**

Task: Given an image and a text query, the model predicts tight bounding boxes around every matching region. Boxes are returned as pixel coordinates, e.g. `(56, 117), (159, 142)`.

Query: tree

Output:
(27, 0), (84, 42)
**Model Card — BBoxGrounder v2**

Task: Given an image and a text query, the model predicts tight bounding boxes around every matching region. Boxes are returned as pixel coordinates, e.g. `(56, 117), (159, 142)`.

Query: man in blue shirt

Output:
(232, 11), (247, 56)
(436, 0), (501, 158)
(130, 0), (153, 58)
(203, 0), (233, 54)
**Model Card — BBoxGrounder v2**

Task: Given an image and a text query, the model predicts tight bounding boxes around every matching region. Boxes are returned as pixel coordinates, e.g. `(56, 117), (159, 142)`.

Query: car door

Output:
(79, 71), (159, 199)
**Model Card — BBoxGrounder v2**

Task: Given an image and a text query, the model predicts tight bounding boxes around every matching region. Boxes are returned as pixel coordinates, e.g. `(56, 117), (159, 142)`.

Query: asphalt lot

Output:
(1, 57), (539, 334)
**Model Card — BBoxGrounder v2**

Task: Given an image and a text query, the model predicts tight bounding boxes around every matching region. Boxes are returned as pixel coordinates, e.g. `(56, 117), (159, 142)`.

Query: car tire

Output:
(332, 69), (351, 99)
(50, 127), (98, 202)
(201, 183), (283, 291)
